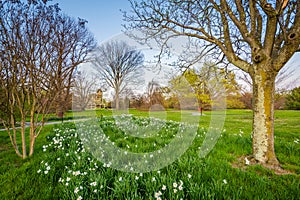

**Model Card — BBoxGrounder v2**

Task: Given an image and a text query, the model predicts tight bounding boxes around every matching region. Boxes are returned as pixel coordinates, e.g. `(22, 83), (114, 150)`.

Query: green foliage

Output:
(227, 94), (246, 109)
(285, 87), (300, 110)
(169, 66), (245, 110)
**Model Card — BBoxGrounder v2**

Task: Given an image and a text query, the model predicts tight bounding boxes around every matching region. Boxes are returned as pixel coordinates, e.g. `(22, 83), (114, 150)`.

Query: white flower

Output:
(37, 169), (41, 174)
(73, 171), (81, 176)
(152, 177), (156, 182)
(119, 177), (123, 182)
(90, 182), (97, 187)
(179, 180), (183, 186)
(93, 189), (97, 193)
(66, 177), (71, 182)
(154, 191), (162, 198)
(44, 170), (49, 174)
(162, 185), (166, 190)
(74, 187), (79, 194)
(178, 185), (183, 191)
(173, 182), (178, 188)
(173, 189), (178, 193)
(135, 176), (139, 180)
(77, 196), (82, 200)
(245, 157), (250, 165)
(223, 179), (228, 184)
(188, 174), (192, 179)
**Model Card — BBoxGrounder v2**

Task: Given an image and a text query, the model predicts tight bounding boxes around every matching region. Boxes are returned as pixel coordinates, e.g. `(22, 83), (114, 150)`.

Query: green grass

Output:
(0, 109), (299, 199)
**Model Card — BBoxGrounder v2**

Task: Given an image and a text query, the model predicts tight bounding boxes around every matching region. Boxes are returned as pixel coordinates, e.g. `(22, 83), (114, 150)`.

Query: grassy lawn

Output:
(0, 109), (299, 199)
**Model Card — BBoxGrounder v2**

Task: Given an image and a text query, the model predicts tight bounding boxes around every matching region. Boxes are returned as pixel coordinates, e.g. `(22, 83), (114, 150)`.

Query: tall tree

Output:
(93, 41), (144, 110)
(0, 0), (96, 158)
(146, 80), (167, 110)
(51, 15), (96, 117)
(72, 71), (97, 111)
(124, 0), (300, 167)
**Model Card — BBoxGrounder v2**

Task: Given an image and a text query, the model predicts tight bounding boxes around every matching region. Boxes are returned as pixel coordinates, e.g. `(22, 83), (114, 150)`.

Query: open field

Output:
(0, 109), (299, 199)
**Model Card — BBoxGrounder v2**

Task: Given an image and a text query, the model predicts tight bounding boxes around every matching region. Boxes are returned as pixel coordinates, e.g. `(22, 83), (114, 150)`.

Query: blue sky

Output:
(52, 0), (299, 89)
(52, 0), (132, 43)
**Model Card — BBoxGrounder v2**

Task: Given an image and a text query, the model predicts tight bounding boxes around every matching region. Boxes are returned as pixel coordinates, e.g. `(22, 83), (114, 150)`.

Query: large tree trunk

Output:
(252, 69), (279, 166)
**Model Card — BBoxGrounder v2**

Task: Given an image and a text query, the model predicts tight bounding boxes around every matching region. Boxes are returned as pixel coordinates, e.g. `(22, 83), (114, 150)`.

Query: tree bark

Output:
(115, 86), (120, 110)
(29, 135), (36, 156)
(251, 68), (279, 166)
(29, 109), (36, 156)
(21, 115), (27, 159)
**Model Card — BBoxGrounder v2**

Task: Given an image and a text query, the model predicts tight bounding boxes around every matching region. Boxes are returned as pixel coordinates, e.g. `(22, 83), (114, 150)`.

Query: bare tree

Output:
(93, 41), (144, 110)
(50, 14), (96, 117)
(72, 71), (97, 111)
(146, 80), (166, 109)
(124, 0), (300, 168)
(0, 0), (96, 158)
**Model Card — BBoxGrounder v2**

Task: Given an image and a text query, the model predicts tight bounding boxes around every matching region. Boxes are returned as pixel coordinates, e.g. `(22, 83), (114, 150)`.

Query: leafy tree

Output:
(285, 86), (300, 110)
(0, 0), (95, 158)
(169, 66), (244, 110)
(168, 71), (199, 110)
(124, 0), (300, 167)
(93, 41), (144, 110)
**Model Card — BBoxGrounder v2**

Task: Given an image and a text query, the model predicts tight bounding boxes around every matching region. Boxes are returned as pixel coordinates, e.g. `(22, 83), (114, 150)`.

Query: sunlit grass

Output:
(0, 109), (299, 199)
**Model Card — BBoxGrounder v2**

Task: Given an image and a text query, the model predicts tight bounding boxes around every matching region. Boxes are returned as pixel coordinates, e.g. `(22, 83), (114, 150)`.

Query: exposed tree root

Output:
(232, 155), (294, 175)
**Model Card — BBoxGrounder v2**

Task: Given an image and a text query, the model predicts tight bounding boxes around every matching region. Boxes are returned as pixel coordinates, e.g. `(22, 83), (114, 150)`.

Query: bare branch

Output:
(92, 41), (144, 110)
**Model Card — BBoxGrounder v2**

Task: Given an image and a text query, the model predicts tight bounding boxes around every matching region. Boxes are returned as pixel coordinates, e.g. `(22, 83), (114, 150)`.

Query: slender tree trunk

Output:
(115, 86), (120, 110)
(29, 134), (36, 156)
(21, 115), (27, 159)
(29, 109), (35, 156)
(252, 69), (279, 166)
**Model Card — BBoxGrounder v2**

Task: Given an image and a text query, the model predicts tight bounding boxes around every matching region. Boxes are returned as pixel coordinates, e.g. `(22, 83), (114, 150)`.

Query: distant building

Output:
(87, 89), (106, 109)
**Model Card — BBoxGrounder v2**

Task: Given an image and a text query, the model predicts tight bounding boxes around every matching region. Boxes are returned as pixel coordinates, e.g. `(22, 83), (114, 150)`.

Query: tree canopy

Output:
(285, 86), (300, 109)
(124, 0), (300, 167)
(93, 41), (144, 110)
